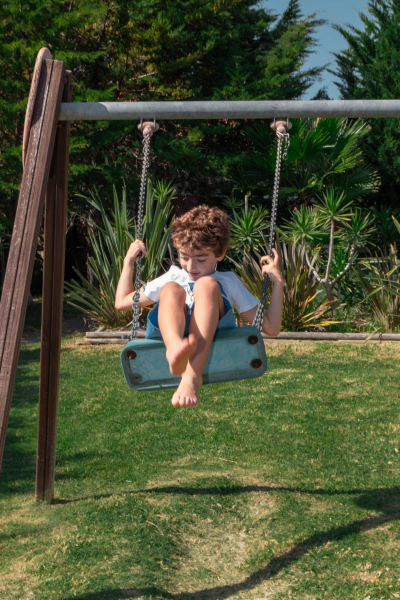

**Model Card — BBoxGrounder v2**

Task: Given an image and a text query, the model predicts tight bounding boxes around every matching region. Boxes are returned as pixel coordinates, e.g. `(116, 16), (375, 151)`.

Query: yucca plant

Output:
(65, 180), (175, 327)
(223, 197), (244, 217)
(328, 246), (364, 317)
(229, 206), (269, 255)
(282, 190), (374, 306)
(136, 180), (176, 283)
(354, 244), (400, 332)
(229, 236), (336, 332)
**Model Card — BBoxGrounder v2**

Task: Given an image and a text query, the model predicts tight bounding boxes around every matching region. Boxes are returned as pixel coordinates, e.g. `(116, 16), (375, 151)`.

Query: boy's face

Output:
(177, 246), (226, 281)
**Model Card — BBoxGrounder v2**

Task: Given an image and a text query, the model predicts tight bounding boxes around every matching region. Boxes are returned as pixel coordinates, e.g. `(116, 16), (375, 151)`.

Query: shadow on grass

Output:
(51, 482), (398, 504)
(61, 486), (400, 600)
(2, 422), (37, 496)
(0, 346), (41, 495)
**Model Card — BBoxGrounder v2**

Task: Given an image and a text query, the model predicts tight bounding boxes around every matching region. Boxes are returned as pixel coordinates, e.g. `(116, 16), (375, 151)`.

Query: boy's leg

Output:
(158, 282), (197, 375)
(172, 277), (225, 407)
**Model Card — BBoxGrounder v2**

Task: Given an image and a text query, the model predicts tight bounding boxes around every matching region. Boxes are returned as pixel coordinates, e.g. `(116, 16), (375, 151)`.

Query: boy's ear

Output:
(216, 248), (228, 262)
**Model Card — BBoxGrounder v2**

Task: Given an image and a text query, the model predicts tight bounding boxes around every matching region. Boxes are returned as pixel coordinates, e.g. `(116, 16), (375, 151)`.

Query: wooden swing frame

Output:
(0, 50), (397, 503)
(0, 56), (71, 502)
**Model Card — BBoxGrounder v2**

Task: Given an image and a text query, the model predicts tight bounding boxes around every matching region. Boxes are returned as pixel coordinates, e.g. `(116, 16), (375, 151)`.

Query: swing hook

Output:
(138, 118), (159, 137)
(270, 117), (292, 135)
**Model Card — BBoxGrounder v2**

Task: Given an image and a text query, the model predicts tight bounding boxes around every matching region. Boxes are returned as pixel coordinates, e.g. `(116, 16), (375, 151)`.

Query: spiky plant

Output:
(229, 235), (337, 332)
(65, 180), (175, 327)
(282, 190), (374, 306)
(354, 244), (400, 333)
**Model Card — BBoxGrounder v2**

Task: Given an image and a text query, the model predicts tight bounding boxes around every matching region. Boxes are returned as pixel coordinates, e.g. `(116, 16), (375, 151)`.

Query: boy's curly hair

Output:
(171, 204), (230, 256)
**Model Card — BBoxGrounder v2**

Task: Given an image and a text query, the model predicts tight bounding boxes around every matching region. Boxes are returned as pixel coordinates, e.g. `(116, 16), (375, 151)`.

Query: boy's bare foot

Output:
(166, 333), (197, 375)
(171, 374), (201, 407)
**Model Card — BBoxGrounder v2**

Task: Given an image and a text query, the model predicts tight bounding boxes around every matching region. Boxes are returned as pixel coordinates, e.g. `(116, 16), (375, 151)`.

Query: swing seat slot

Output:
(120, 326), (267, 391)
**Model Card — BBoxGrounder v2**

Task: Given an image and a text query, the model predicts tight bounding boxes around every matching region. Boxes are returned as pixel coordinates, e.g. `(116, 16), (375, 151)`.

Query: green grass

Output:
(1, 340), (400, 599)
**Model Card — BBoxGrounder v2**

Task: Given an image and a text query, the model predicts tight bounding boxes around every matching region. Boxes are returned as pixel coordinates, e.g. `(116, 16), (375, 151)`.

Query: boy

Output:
(115, 205), (283, 407)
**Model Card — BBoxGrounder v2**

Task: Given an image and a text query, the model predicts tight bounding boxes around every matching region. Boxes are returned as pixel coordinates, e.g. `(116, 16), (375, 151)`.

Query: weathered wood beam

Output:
(0, 59), (65, 471)
(35, 71), (72, 503)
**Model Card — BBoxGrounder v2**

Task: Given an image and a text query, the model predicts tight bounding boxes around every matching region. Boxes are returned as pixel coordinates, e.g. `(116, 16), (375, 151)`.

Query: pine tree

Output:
(332, 0), (400, 207)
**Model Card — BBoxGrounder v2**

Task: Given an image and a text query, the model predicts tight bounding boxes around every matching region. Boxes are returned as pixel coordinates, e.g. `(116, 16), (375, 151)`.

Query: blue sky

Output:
(261, 0), (370, 99)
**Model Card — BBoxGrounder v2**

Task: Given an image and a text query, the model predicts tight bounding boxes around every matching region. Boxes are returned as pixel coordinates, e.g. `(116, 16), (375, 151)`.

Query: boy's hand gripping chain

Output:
(252, 120), (291, 332)
(130, 120), (159, 341)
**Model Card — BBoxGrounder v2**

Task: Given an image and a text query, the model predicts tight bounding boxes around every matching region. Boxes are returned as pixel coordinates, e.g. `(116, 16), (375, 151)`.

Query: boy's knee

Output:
(160, 282), (186, 302)
(193, 276), (220, 296)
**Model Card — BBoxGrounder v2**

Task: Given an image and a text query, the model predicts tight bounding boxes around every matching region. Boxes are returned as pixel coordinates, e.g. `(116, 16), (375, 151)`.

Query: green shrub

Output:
(354, 245), (400, 333)
(65, 180), (175, 327)
(229, 235), (336, 332)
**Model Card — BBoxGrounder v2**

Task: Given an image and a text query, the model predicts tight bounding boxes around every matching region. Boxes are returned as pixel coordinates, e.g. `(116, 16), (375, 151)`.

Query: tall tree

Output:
(0, 0), (325, 217)
(332, 0), (400, 208)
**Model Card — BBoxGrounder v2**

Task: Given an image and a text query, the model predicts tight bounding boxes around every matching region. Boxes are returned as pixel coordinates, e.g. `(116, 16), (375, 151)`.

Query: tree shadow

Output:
(51, 482), (385, 504)
(0, 346), (41, 495)
(61, 485), (400, 600)
(0, 425), (37, 495)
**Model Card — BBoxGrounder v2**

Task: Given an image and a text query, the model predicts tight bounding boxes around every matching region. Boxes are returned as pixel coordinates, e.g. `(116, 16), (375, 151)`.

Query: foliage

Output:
(239, 117), (379, 208)
(65, 180), (175, 327)
(332, 0), (400, 208)
(133, 181), (176, 285)
(0, 0), (326, 227)
(0, 214), (12, 293)
(229, 235), (336, 331)
(281, 190), (375, 304)
(354, 245), (400, 332)
(277, 239), (337, 331)
(369, 206), (400, 255)
(223, 197), (244, 214)
(0, 214), (12, 251)
(229, 206), (270, 255)
(328, 246), (363, 313)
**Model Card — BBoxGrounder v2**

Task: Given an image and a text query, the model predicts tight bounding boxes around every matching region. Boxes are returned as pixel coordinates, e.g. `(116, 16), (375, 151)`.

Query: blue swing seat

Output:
(120, 325), (267, 391)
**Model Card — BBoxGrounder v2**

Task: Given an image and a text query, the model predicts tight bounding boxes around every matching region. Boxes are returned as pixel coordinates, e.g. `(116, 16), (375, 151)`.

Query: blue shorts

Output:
(145, 282), (236, 340)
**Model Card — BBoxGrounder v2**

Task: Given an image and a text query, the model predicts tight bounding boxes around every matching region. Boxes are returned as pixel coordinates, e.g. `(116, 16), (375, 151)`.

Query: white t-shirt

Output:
(142, 266), (259, 314)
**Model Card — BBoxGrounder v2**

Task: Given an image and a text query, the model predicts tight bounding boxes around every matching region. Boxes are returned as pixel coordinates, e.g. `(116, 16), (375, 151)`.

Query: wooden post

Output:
(35, 72), (72, 503)
(0, 60), (65, 472)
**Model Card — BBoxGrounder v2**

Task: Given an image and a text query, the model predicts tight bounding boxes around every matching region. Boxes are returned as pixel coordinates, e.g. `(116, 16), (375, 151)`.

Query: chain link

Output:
(282, 132), (290, 161)
(252, 131), (289, 331)
(129, 134), (151, 340)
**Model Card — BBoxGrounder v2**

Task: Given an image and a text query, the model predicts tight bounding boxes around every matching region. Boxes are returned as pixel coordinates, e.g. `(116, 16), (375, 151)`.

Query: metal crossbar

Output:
(59, 100), (400, 121)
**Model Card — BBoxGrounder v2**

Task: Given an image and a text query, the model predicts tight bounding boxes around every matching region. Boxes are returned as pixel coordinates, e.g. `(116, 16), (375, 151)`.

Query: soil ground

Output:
(21, 316), (91, 345)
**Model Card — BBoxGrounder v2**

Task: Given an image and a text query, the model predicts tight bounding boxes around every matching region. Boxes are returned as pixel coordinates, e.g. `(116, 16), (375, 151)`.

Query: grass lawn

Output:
(1, 339), (400, 600)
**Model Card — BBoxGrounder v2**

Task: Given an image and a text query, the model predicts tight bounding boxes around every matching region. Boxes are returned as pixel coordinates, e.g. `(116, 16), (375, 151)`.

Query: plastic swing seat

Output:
(120, 325), (267, 391)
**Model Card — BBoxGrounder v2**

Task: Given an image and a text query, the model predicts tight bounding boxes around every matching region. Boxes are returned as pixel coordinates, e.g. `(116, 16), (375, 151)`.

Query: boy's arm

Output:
(115, 240), (155, 311)
(239, 249), (284, 337)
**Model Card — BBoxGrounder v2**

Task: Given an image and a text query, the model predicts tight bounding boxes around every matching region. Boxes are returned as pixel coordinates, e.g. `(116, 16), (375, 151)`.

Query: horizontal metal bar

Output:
(59, 100), (400, 121)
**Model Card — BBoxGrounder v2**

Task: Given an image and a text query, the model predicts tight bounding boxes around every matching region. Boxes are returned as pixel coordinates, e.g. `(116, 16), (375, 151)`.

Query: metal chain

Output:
(129, 134), (151, 340)
(128, 125), (287, 337)
(252, 131), (289, 331)
(282, 133), (290, 161)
